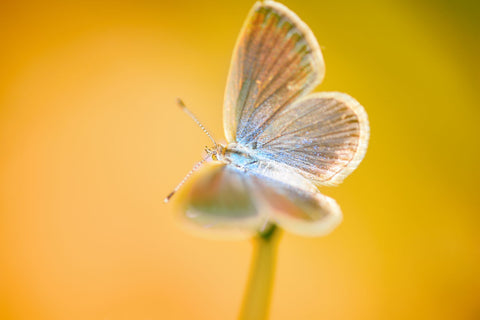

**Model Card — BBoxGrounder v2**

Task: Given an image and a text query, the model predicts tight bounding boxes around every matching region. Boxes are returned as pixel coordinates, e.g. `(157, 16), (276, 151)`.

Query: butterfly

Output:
(165, 0), (369, 237)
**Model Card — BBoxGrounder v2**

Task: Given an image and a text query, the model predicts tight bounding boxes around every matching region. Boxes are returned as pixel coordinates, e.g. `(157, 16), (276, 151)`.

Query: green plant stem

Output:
(238, 224), (281, 320)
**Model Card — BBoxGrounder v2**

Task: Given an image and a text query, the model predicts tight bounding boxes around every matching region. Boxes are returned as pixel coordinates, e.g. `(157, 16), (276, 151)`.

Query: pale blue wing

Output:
(176, 162), (341, 237)
(253, 92), (370, 186)
(224, 0), (324, 144)
(251, 172), (342, 236)
(175, 162), (267, 236)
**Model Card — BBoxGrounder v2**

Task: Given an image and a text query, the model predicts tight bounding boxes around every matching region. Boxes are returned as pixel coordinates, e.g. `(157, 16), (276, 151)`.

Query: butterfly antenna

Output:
(164, 156), (208, 203)
(177, 98), (217, 148)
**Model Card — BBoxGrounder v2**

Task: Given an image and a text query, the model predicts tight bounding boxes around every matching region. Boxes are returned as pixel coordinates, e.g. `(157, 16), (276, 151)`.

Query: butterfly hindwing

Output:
(251, 172), (342, 236)
(253, 92), (369, 185)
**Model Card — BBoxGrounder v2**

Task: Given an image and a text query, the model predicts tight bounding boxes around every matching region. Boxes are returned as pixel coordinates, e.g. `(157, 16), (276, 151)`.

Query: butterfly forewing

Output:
(224, 0), (324, 144)
(175, 162), (267, 234)
(254, 92), (369, 185)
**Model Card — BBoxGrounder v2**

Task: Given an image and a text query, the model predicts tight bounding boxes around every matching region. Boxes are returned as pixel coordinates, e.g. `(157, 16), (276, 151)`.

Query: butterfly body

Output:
(170, 1), (370, 237)
(209, 143), (314, 194)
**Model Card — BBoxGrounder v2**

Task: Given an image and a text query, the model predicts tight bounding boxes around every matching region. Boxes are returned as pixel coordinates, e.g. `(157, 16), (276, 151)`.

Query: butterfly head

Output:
(205, 144), (227, 161)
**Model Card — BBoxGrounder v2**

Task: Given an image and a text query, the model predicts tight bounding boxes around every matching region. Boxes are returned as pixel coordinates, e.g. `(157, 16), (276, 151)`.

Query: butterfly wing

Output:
(175, 162), (267, 236)
(224, 0), (324, 144)
(251, 172), (342, 236)
(254, 92), (369, 186)
(176, 162), (341, 237)
(224, 1), (369, 185)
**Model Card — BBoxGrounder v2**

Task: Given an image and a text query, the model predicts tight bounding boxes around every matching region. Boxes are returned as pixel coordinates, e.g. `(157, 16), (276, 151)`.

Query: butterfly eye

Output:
(211, 154), (218, 161)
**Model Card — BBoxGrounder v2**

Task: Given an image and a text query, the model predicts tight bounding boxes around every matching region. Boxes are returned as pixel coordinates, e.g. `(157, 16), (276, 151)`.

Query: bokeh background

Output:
(1, 0), (479, 319)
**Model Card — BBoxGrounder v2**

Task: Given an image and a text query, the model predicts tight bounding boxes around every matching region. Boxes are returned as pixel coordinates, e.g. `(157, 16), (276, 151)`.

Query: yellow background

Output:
(1, 0), (479, 319)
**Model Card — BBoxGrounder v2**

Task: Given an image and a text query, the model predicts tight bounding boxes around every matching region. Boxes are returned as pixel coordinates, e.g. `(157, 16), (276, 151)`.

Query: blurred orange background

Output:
(1, 0), (479, 319)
